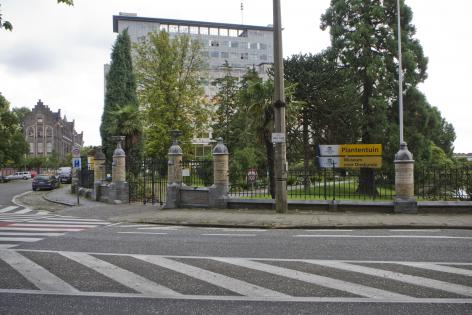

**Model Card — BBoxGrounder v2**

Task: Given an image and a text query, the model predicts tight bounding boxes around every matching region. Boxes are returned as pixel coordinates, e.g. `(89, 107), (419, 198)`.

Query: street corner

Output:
(13, 189), (70, 212)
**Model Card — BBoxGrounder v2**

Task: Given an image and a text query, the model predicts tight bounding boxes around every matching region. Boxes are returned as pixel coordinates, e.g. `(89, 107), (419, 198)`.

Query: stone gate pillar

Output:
(209, 138), (229, 208)
(93, 148), (106, 201)
(108, 136), (129, 204)
(394, 142), (417, 213)
(165, 131), (183, 208)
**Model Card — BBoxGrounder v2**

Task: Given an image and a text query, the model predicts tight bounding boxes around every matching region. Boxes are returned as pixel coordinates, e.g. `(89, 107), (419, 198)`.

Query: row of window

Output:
(29, 142), (53, 154)
(208, 40), (268, 50)
(27, 126), (53, 137)
(202, 51), (268, 61)
(160, 24), (246, 38)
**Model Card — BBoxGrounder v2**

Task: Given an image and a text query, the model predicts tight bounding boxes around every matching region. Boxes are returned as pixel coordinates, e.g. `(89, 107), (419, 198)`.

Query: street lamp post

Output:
(394, 0), (417, 213)
(273, 0), (288, 213)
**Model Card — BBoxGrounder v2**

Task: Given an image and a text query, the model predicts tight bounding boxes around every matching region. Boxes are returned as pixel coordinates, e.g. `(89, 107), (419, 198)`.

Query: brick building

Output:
(23, 100), (83, 160)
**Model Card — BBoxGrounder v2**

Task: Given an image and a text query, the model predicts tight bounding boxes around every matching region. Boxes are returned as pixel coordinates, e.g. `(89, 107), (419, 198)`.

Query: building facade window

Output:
(29, 143), (35, 154)
(210, 51), (219, 58)
(37, 143), (44, 153)
(37, 128), (43, 137)
(46, 126), (53, 137)
(46, 142), (53, 153)
(27, 127), (35, 137)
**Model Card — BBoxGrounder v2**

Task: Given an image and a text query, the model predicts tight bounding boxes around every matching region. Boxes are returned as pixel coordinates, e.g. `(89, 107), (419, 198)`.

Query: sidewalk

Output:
(32, 186), (472, 229)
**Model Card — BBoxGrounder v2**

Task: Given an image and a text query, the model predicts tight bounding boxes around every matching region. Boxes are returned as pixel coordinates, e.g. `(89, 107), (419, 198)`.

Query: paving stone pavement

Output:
(13, 186), (472, 229)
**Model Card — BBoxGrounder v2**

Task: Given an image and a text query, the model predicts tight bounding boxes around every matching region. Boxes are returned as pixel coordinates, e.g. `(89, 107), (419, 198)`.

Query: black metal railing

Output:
(181, 159), (213, 187)
(229, 168), (395, 200)
(415, 166), (471, 201)
(78, 166), (94, 189)
(127, 157), (168, 205)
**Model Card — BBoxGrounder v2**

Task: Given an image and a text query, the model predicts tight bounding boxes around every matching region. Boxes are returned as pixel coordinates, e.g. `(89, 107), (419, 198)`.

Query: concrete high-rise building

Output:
(111, 13), (274, 157)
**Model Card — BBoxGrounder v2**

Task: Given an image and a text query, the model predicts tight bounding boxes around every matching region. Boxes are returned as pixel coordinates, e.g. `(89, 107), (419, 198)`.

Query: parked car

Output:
(0, 175), (11, 183)
(57, 167), (72, 184)
(6, 171), (32, 180)
(32, 174), (60, 191)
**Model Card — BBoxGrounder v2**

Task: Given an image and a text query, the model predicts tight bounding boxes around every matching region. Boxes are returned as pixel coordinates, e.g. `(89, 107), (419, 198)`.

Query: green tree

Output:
(101, 29), (142, 162)
(0, 93), (28, 168)
(211, 61), (240, 150)
(134, 30), (209, 157)
(321, 0), (428, 195)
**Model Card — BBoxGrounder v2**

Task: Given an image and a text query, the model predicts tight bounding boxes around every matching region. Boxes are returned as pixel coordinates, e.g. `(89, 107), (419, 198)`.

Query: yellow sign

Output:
(339, 144), (382, 156)
(341, 156), (382, 168)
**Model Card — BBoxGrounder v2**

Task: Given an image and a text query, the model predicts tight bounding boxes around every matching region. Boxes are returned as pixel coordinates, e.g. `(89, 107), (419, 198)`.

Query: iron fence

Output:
(127, 157), (168, 205)
(415, 166), (471, 201)
(78, 163), (94, 189)
(229, 168), (395, 200)
(181, 159), (213, 187)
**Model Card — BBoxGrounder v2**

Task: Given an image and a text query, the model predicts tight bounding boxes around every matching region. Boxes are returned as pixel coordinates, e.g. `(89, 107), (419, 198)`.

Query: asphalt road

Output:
(0, 178), (32, 206)
(1, 184), (471, 314)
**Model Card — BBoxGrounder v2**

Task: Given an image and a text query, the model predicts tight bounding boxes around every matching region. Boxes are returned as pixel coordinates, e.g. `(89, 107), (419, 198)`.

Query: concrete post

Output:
(108, 136), (128, 204)
(93, 148), (106, 201)
(394, 142), (417, 213)
(165, 131), (183, 208)
(209, 138), (229, 208)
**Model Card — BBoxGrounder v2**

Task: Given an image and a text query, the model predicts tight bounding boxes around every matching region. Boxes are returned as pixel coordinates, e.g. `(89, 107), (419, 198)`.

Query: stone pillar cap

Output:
(395, 142), (414, 161)
(168, 140), (183, 155)
(94, 148), (106, 160)
(213, 138), (229, 155)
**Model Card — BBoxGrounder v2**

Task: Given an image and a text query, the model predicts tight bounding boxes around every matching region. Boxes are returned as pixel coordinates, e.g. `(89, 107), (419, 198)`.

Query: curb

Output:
(133, 219), (472, 230)
(12, 191), (33, 210)
(43, 190), (76, 207)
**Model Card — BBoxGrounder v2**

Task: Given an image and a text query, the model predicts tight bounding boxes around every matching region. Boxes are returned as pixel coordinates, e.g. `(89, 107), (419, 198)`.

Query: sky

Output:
(0, 0), (471, 153)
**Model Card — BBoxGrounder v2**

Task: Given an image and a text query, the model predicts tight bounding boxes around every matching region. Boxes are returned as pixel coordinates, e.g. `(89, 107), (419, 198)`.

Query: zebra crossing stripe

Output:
(0, 237), (43, 242)
(397, 262), (472, 277)
(215, 258), (411, 299)
(11, 223), (99, 228)
(0, 227), (83, 232)
(307, 260), (472, 297)
(0, 250), (79, 292)
(134, 255), (289, 298)
(22, 220), (108, 225)
(0, 232), (64, 237)
(0, 244), (16, 249)
(60, 252), (181, 296)
(14, 209), (33, 214)
(0, 206), (18, 213)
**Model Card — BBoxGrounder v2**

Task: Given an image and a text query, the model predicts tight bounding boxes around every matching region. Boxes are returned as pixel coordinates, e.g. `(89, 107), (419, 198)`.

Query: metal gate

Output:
(127, 157), (168, 205)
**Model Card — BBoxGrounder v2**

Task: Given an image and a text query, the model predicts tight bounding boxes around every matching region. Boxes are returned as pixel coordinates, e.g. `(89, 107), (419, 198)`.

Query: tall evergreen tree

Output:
(100, 29), (142, 163)
(321, 0), (428, 195)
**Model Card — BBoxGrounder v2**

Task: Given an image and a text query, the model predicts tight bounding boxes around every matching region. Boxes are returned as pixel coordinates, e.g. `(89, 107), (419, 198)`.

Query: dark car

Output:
(0, 175), (10, 183)
(58, 173), (72, 184)
(32, 175), (60, 191)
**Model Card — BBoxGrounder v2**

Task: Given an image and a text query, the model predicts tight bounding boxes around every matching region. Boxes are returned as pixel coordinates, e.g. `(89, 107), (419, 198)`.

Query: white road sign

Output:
(271, 133), (285, 143)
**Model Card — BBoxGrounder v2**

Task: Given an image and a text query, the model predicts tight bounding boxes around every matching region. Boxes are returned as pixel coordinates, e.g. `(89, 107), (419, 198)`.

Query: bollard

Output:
(394, 142), (417, 213)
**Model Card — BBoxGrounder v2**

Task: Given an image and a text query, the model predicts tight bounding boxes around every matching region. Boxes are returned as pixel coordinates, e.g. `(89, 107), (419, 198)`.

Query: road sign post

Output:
(71, 146), (81, 206)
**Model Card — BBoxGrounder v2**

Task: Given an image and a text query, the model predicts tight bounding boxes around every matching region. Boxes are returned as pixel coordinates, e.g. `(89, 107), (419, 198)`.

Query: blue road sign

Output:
(72, 157), (81, 169)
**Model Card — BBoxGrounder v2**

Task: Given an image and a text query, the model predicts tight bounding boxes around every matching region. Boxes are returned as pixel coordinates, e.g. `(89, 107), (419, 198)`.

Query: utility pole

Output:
(273, 0), (288, 213)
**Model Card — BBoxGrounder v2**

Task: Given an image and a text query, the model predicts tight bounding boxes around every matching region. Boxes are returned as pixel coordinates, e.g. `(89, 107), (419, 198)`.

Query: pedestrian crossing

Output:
(0, 249), (471, 303)
(0, 205), (109, 249)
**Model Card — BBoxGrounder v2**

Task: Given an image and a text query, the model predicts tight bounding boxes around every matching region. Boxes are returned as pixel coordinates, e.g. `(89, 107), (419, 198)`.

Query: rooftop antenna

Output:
(240, 1), (244, 25)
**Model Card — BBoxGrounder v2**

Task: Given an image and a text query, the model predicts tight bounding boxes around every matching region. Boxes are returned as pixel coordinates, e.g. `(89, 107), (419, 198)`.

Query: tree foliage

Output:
(134, 30), (209, 157)
(101, 29), (142, 162)
(0, 93), (28, 168)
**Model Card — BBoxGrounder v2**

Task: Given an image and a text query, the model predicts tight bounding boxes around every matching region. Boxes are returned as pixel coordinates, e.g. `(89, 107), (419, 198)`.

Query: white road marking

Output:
(215, 258), (410, 299)
(0, 237), (43, 242)
(294, 235), (472, 239)
(0, 250), (79, 292)
(389, 230), (441, 232)
(200, 228), (267, 232)
(118, 232), (168, 235)
(14, 209), (33, 214)
(308, 261), (472, 297)
(0, 288), (471, 303)
(134, 255), (289, 298)
(304, 229), (353, 232)
(0, 227), (83, 232)
(24, 220), (108, 225)
(11, 223), (98, 228)
(0, 232), (64, 237)
(139, 226), (181, 231)
(60, 252), (181, 296)
(398, 262), (472, 277)
(0, 206), (19, 213)
(0, 244), (16, 249)
(200, 234), (257, 237)
(119, 224), (155, 228)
